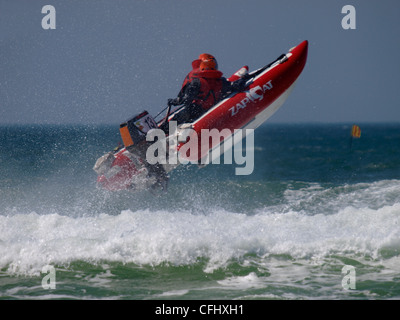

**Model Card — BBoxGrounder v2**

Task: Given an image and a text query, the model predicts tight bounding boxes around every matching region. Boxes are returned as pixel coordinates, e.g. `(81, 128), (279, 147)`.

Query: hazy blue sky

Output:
(1, 0), (399, 124)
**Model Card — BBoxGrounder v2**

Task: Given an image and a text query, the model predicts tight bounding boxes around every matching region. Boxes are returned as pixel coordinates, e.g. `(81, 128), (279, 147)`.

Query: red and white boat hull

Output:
(177, 40), (308, 163)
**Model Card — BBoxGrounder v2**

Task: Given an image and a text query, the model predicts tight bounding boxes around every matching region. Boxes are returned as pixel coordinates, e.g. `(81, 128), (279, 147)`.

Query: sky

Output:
(1, 0), (399, 124)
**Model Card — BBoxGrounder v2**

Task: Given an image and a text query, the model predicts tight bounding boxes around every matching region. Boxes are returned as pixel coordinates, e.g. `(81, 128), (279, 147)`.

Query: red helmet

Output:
(200, 59), (218, 71)
(199, 53), (218, 70)
(199, 53), (215, 61)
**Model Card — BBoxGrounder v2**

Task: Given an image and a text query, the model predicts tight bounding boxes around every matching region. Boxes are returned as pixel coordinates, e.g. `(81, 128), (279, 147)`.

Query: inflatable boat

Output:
(93, 40), (309, 192)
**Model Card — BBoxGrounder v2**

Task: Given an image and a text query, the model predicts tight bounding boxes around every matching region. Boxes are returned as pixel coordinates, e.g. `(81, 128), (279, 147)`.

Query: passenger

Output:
(166, 54), (247, 125)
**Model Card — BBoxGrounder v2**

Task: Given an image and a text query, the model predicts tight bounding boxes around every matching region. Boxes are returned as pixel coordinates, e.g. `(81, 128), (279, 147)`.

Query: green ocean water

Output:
(0, 123), (399, 300)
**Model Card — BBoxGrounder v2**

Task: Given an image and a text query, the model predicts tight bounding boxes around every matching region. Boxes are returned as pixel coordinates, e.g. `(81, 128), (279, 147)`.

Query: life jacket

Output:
(181, 59), (224, 111)
(181, 59), (201, 89)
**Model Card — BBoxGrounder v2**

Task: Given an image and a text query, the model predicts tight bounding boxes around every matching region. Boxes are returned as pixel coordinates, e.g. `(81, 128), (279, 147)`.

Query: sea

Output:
(0, 123), (399, 304)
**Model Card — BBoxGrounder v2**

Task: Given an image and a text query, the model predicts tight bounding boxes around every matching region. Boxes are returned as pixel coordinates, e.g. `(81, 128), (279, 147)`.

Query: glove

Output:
(168, 98), (180, 106)
(242, 73), (252, 81)
(232, 77), (247, 92)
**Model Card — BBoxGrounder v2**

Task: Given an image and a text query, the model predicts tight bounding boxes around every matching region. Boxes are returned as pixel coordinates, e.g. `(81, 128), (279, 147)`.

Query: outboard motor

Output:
(93, 111), (168, 192)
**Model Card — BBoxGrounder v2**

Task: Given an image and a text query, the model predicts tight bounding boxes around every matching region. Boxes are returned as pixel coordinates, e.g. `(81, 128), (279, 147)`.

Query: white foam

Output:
(281, 179), (400, 215)
(156, 289), (190, 297)
(1, 198), (399, 275)
(217, 272), (265, 289)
